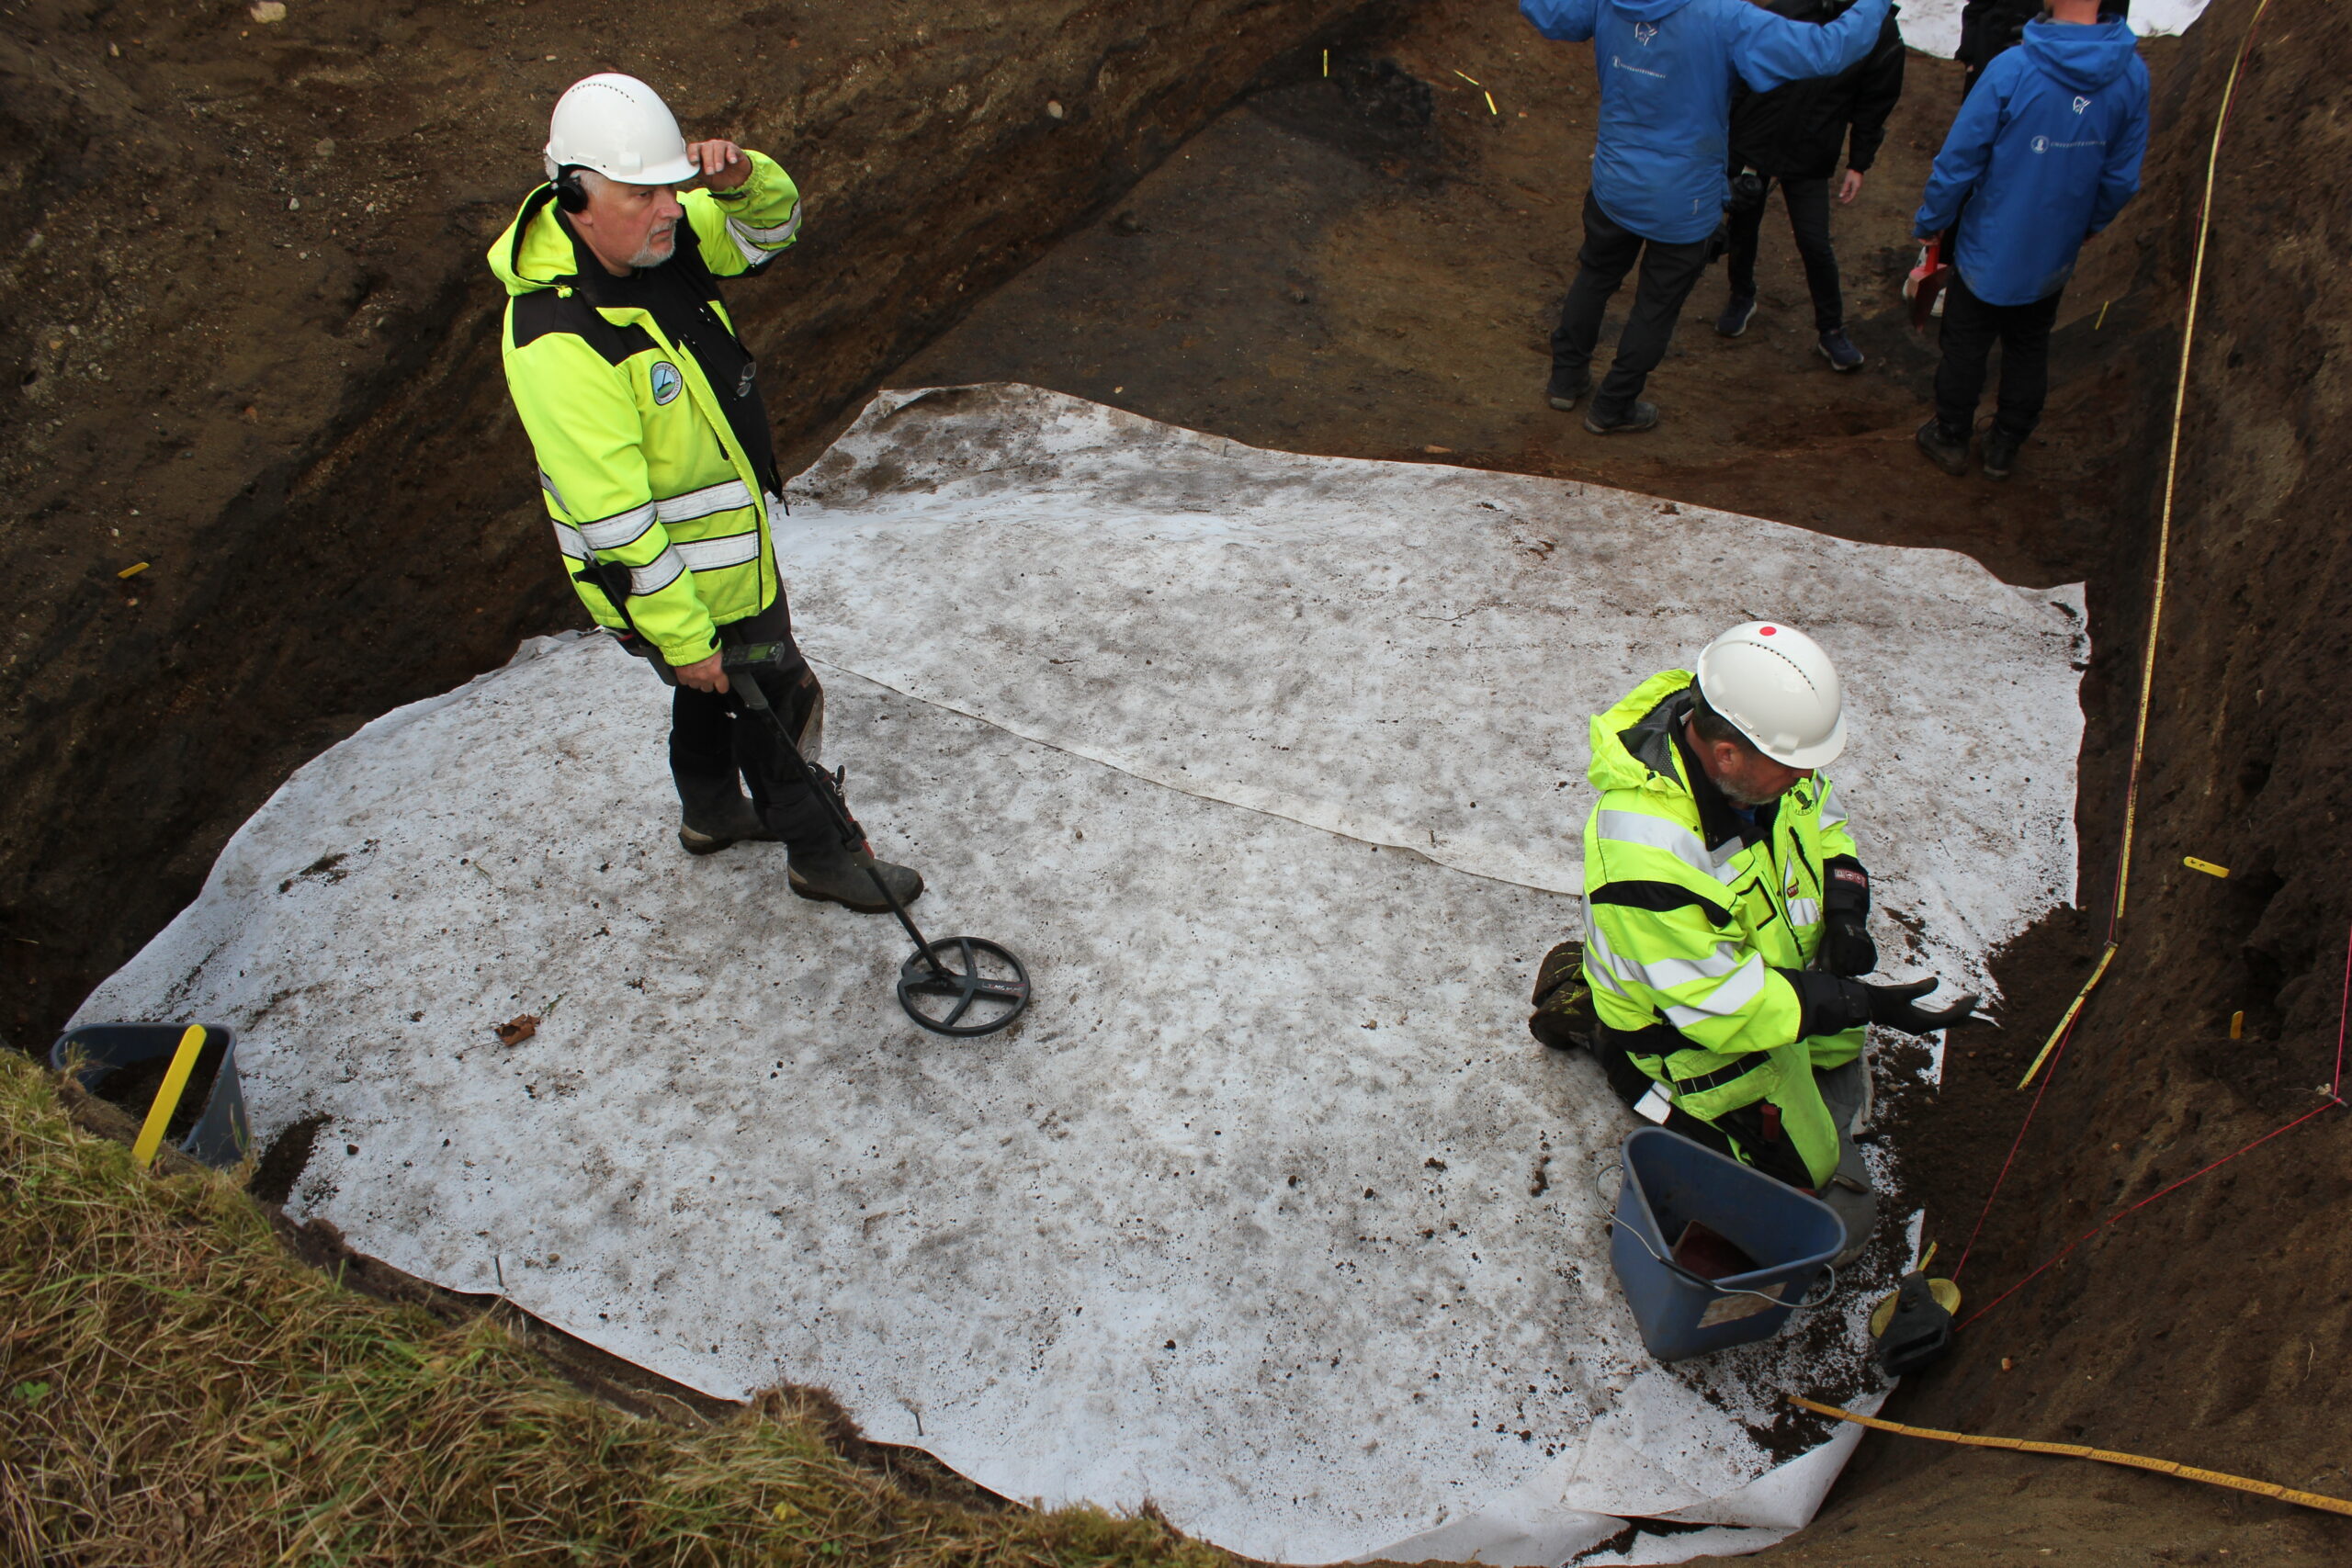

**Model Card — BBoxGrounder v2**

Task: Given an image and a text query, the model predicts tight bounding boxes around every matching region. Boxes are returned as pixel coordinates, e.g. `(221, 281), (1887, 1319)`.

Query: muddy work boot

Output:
(1585, 400), (1660, 435)
(1980, 424), (2023, 480)
(1529, 939), (1599, 1052)
(676, 778), (780, 857)
(788, 842), (925, 913)
(1915, 418), (1971, 477)
(1546, 376), (1592, 412)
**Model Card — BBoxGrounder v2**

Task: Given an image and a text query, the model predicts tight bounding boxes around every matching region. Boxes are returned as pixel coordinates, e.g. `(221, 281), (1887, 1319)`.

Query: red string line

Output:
(1951, 1013), (2077, 1283)
(1957, 1097), (2340, 1331)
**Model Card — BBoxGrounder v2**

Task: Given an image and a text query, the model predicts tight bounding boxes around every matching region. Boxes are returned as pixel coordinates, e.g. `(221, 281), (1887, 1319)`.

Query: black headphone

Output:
(548, 159), (590, 213)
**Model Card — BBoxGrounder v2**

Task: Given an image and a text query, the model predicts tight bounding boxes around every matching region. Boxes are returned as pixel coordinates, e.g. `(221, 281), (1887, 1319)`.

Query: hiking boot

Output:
(1546, 376), (1592, 412)
(1585, 400), (1660, 435)
(677, 783), (779, 856)
(1715, 294), (1757, 337)
(1817, 327), (1864, 372)
(1915, 418), (1970, 477)
(788, 843), (925, 913)
(1529, 939), (1597, 1052)
(1981, 425), (2023, 479)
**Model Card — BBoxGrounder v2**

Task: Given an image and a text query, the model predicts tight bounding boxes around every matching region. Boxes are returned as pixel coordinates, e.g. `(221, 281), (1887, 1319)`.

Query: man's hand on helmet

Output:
(689, 140), (750, 191)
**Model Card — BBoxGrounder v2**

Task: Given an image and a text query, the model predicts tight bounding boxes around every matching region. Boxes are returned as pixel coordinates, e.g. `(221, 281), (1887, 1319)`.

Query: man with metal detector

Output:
(488, 73), (922, 912)
(1547, 622), (1980, 1265)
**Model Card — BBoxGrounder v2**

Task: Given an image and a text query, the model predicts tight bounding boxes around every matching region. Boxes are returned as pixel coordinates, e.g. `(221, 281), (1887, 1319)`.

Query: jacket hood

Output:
(1609, 0), (1698, 21)
(2020, 17), (2141, 92)
(1587, 670), (1699, 794)
(486, 186), (584, 297)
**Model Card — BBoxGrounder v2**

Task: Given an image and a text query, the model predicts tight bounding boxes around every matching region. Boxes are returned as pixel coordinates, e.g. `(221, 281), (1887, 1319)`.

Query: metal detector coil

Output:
(718, 643), (1031, 1037)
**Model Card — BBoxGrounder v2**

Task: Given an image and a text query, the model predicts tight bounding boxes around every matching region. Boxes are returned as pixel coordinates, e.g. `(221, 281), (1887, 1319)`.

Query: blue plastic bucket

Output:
(1607, 1126), (1844, 1362)
(51, 1023), (249, 1169)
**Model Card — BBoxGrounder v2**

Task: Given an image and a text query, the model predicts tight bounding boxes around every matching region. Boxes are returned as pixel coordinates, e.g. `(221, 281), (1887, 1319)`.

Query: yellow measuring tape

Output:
(2018, 0), (2275, 1090)
(130, 1025), (208, 1169)
(1790, 1395), (2352, 1519)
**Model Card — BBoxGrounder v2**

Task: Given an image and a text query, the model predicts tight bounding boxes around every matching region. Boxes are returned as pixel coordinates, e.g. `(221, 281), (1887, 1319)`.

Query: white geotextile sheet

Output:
(1900, 0), (2209, 58)
(78, 387), (2086, 1566)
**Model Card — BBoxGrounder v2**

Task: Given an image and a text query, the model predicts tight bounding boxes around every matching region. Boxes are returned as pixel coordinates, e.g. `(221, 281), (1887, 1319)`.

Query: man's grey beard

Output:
(1719, 777), (1781, 808)
(627, 230), (679, 269)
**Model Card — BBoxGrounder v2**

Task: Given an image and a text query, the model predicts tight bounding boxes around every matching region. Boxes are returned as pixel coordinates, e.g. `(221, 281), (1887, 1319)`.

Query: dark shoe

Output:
(677, 784), (779, 856)
(788, 843), (924, 912)
(1715, 295), (1757, 337)
(1915, 419), (1970, 477)
(1585, 400), (1659, 435)
(1529, 939), (1597, 1052)
(1817, 327), (1863, 372)
(1546, 377), (1592, 412)
(1980, 425), (2022, 479)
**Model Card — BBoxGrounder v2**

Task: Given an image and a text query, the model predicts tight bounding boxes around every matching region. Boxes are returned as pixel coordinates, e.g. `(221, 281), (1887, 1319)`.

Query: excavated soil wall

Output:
(0, 0), (1385, 1047)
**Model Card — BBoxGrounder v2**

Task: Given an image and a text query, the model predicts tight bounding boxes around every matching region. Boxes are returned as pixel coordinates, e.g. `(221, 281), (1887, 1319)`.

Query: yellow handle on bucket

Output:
(130, 1025), (207, 1170)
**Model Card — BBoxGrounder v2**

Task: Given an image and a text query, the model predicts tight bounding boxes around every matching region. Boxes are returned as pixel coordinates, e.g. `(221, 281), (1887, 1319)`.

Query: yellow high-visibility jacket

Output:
(486, 152), (803, 666)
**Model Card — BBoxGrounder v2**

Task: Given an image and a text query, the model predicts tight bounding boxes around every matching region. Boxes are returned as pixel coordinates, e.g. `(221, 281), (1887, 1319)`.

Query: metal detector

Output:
(572, 549), (1029, 1037)
(718, 642), (1032, 1037)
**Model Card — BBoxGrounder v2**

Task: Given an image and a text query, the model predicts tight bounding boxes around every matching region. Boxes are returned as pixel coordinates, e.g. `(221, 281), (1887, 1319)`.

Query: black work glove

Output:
(1818, 855), (1877, 977)
(1782, 971), (1982, 1038)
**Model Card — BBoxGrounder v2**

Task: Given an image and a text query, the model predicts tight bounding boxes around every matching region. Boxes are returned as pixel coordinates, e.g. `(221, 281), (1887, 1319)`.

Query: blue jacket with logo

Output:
(1521, 0), (1893, 243)
(1915, 17), (2150, 305)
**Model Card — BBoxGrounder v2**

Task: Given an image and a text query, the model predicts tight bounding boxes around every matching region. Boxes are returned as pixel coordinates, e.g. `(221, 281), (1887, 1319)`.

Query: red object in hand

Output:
(1906, 236), (1952, 332)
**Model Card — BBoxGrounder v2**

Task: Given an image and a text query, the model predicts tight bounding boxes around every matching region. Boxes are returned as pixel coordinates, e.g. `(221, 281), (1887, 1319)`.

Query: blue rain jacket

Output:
(1915, 17), (2150, 305)
(1521, 0), (1892, 243)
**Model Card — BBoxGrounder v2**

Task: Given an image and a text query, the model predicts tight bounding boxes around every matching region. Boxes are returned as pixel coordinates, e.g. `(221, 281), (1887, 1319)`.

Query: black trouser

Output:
(1932, 274), (2064, 440)
(1594, 1024), (1817, 1191)
(1550, 190), (1714, 423)
(1725, 175), (1843, 333)
(665, 594), (838, 852)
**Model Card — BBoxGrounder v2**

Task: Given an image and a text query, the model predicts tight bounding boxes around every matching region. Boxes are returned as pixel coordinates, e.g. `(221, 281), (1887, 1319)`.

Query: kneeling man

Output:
(1577, 622), (1976, 1260)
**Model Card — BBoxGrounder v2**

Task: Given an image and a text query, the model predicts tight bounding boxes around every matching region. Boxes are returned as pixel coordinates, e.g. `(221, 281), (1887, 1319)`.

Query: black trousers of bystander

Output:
(1550, 190), (1714, 423)
(1725, 175), (1844, 333)
(1932, 274), (2064, 439)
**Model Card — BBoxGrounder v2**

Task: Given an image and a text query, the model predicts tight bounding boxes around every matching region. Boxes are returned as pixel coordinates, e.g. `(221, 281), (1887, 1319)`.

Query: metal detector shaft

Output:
(721, 649), (951, 979)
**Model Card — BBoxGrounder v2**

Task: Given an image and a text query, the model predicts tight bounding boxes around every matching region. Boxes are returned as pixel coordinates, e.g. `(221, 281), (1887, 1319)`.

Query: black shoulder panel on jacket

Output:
(509, 289), (660, 366)
(1589, 880), (1735, 927)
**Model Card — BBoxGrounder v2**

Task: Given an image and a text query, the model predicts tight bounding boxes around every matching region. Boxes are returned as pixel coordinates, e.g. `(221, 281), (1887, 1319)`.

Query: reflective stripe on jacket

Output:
(486, 151), (803, 665)
(1579, 669), (1862, 1142)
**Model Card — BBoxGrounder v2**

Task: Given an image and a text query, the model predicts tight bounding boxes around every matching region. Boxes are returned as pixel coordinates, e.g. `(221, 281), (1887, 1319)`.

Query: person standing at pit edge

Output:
(1713, 0), (1905, 372)
(1912, 0), (2148, 480)
(1520, 0), (1892, 434)
(487, 73), (924, 910)
(1566, 623), (1980, 1266)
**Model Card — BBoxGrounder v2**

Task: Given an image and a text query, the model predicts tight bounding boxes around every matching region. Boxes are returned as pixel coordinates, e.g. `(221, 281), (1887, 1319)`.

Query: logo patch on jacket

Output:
(1634, 20), (1658, 43)
(650, 361), (683, 405)
(2073, 95), (2091, 114)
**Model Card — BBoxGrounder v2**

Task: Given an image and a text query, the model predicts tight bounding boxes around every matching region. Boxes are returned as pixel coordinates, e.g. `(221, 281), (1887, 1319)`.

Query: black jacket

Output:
(1727, 0), (1905, 181)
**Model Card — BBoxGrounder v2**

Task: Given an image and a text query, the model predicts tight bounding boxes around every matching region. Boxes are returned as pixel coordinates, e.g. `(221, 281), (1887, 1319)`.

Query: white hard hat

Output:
(544, 73), (697, 186)
(1693, 621), (1846, 769)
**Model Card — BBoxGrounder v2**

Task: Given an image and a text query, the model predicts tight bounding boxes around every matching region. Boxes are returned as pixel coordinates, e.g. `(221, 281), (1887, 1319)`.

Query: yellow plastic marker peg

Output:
(1453, 69), (1482, 86)
(130, 1025), (207, 1169)
(2185, 856), (2229, 878)
(117, 561), (150, 580)
(2230, 1010), (2245, 1040)
(1322, 49), (1329, 77)
(1485, 90), (1499, 116)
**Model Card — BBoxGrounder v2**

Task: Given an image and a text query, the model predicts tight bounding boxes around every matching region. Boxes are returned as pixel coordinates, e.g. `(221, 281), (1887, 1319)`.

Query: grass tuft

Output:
(0, 1052), (1239, 1567)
